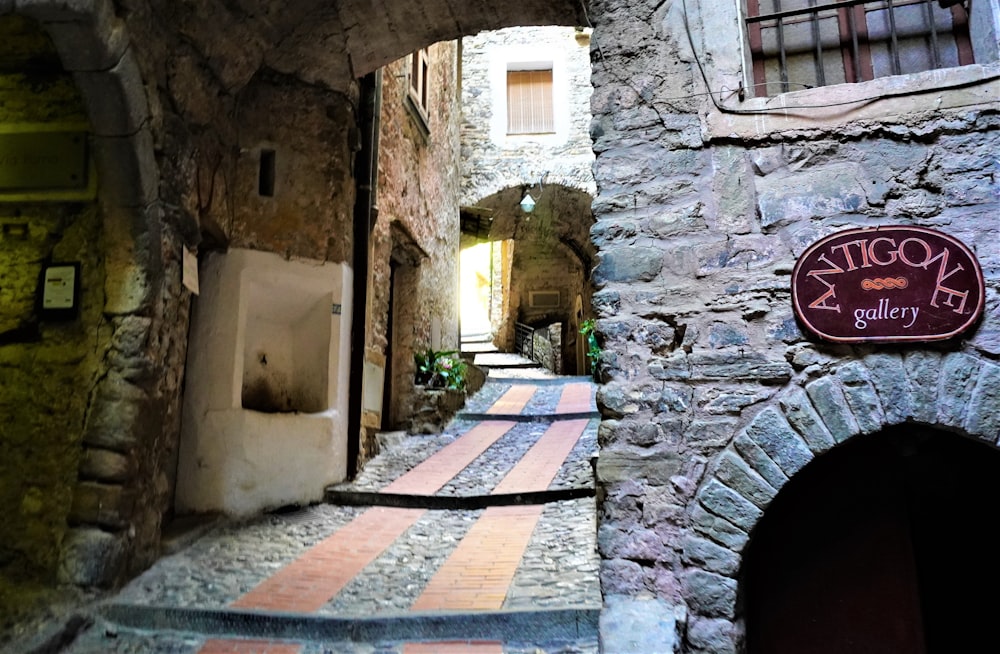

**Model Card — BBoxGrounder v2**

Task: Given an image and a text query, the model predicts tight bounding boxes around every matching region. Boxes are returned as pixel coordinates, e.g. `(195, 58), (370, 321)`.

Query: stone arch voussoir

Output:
(687, 350), (1000, 644)
(14, 0), (166, 586)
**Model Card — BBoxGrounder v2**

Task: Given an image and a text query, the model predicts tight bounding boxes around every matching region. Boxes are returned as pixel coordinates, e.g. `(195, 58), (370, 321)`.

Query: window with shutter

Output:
(506, 69), (555, 135)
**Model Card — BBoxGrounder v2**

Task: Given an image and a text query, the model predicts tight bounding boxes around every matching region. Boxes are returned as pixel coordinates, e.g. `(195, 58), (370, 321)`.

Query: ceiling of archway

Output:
(120, 0), (586, 92)
(461, 184), (596, 268)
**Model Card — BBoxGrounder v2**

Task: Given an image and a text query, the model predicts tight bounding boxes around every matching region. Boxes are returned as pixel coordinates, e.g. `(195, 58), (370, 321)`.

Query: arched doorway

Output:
(743, 425), (1000, 654)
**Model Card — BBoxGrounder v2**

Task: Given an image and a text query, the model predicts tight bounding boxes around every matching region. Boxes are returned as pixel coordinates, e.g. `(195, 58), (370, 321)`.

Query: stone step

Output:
(87, 604), (600, 652)
(473, 352), (538, 368)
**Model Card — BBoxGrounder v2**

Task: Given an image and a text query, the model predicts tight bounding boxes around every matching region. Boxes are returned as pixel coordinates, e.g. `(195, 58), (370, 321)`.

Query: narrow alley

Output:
(56, 371), (602, 653)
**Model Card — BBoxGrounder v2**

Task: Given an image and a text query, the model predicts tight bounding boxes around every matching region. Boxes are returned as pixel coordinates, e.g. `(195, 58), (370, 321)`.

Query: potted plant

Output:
(414, 348), (467, 391)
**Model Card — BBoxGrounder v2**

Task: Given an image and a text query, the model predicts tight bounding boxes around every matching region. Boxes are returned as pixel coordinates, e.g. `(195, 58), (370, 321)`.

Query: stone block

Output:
(965, 361), (1000, 442)
(756, 163), (868, 228)
(836, 361), (885, 435)
(682, 569), (737, 619)
(82, 396), (142, 452)
(690, 505), (749, 553)
(648, 351), (690, 381)
(43, 7), (129, 72)
(805, 377), (859, 443)
(58, 526), (125, 587)
(733, 432), (788, 490)
(742, 407), (813, 477)
(69, 481), (134, 529)
(16, 0), (111, 22)
(710, 146), (756, 235)
(687, 616), (737, 654)
(600, 560), (647, 595)
(597, 449), (681, 485)
(594, 246), (663, 283)
(937, 352), (983, 428)
(91, 129), (159, 208)
(863, 353), (912, 424)
(682, 534), (739, 577)
(970, 290), (1000, 356)
(713, 450), (777, 509)
(697, 479), (762, 532)
(599, 524), (667, 561)
(778, 387), (836, 453)
(903, 351), (942, 425)
(702, 387), (774, 415)
(687, 419), (738, 453)
(649, 202), (706, 237)
(600, 595), (681, 654)
(74, 51), (150, 137)
(688, 351), (792, 384)
(79, 447), (133, 482)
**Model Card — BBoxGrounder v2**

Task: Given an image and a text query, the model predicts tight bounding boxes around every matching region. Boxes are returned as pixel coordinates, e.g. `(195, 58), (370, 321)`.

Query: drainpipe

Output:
(347, 70), (382, 479)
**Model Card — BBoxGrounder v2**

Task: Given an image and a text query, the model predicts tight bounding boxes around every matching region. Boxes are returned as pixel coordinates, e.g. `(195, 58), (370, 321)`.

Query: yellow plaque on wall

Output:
(0, 132), (88, 190)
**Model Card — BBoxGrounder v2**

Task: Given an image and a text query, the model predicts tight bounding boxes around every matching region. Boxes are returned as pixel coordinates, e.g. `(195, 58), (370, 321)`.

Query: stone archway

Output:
(742, 423), (1000, 653)
(4, 0), (183, 586)
(685, 351), (1000, 652)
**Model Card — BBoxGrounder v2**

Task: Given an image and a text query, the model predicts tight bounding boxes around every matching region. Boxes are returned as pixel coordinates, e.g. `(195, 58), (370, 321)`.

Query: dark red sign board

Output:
(792, 226), (984, 343)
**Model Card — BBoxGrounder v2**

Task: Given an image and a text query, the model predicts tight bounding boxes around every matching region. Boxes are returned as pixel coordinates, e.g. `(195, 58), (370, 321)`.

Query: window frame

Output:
(406, 47), (431, 137)
(505, 64), (556, 136)
(743, 0), (976, 97)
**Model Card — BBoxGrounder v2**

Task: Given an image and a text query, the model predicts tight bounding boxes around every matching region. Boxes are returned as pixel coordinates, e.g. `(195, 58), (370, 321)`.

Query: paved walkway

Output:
(58, 376), (601, 653)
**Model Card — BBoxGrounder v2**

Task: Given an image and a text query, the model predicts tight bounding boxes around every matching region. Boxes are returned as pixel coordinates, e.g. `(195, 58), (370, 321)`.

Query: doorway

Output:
(743, 425), (1000, 653)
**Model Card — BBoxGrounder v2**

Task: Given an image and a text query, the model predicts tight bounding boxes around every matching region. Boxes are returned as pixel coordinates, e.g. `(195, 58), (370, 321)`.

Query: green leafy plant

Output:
(579, 318), (601, 377)
(414, 348), (467, 391)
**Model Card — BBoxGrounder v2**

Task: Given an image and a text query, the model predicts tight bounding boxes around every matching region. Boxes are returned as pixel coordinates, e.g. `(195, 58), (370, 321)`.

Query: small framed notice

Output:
(40, 262), (81, 320)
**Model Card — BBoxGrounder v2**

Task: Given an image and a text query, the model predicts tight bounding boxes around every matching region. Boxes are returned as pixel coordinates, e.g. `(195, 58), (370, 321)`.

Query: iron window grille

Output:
(745, 0), (974, 96)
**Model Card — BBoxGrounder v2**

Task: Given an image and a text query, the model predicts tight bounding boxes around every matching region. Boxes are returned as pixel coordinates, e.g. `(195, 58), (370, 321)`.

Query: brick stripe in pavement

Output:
(402, 642), (503, 653)
(230, 421), (517, 614)
(199, 639), (301, 653)
(493, 419), (590, 495)
(486, 384), (537, 414)
(383, 421), (517, 495)
(409, 419), (590, 611)
(555, 382), (594, 414)
(231, 507), (425, 613)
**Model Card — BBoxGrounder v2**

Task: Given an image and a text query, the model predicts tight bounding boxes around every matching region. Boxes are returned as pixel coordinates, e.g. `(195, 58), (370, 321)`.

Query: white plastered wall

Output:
(175, 248), (353, 517)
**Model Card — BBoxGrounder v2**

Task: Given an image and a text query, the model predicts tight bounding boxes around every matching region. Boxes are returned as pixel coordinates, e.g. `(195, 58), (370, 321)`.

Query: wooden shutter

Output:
(506, 69), (554, 134)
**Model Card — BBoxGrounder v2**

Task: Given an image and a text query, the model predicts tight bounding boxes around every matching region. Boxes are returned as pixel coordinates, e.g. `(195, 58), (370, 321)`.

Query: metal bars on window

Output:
(745, 0), (973, 96)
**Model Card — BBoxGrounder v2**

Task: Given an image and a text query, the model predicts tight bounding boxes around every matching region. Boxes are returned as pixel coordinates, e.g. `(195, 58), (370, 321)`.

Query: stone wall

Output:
(0, 15), (105, 582)
(368, 42), (462, 454)
(460, 26), (596, 205)
(587, 0), (1000, 650)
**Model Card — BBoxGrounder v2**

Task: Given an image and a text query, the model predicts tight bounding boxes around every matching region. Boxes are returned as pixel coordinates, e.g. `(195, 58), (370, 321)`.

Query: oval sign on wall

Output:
(792, 226), (985, 343)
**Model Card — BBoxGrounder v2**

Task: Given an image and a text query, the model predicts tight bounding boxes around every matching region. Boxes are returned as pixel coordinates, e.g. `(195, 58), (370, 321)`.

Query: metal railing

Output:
(514, 322), (534, 360)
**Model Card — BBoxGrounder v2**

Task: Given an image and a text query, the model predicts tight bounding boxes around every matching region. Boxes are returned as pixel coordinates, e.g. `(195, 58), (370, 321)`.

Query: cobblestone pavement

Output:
(52, 376), (601, 654)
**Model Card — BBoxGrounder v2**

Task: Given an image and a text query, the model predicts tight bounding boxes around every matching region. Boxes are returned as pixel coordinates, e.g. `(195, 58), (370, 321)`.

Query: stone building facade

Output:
(588, 0), (999, 650)
(460, 27), (597, 372)
(0, 0), (997, 651)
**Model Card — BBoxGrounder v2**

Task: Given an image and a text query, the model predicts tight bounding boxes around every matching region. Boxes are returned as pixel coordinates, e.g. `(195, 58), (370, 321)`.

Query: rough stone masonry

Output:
(587, 0), (999, 650)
